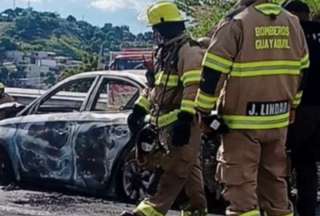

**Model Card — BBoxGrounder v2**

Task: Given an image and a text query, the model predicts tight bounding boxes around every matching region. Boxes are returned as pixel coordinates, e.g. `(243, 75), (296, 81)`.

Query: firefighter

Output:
(0, 83), (14, 105)
(195, 0), (309, 215)
(285, 1), (320, 216)
(0, 83), (15, 119)
(123, 2), (207, 216)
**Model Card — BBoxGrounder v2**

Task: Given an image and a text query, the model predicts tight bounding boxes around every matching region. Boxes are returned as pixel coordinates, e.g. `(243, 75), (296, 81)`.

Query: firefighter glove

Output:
(128, 105), (147, 133)
(171, 112), (193, 147)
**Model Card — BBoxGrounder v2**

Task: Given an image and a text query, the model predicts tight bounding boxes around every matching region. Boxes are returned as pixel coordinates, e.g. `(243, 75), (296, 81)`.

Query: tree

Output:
(67, 15), (77, 22)
(176, 0), (320, 37)
(43, 72), (57, 87)
(0, 37), (17, 51)
(175, 0), (236, 37)
(0, 67), (9, 84)
(305, 0), (320, 17)
(102, 23), (113, 33)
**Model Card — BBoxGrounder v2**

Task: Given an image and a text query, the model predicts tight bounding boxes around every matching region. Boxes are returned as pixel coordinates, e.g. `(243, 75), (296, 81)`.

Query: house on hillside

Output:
(3, 51), (82, 89)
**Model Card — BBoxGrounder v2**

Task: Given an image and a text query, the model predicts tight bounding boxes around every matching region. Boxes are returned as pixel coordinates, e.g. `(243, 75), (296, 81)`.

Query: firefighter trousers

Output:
(134, 122), (207, 216)
(216, 129), (292, 216)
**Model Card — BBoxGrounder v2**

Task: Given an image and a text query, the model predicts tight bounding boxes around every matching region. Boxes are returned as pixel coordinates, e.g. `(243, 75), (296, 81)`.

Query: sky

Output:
(0, 0), (157, 34)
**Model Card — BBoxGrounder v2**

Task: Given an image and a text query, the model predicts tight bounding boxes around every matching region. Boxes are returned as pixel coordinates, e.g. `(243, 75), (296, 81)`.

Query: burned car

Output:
(0, 70), (160, 201)
(0, 70), (223, 208)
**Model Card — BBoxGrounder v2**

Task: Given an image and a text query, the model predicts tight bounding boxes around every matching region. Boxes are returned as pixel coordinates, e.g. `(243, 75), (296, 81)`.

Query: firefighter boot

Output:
(180, 208), (207, 216)
(119, 211), (138, 216)
(226, 209), (260, 216)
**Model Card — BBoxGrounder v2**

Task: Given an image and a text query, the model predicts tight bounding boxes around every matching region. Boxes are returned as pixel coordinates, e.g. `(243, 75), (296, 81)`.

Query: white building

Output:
(25, 64), (50, 88)
(5, 51), (24, 64)
(32, 51), (56, 59)
(3, 50), (83, 88)
(38, 59), (57, 68)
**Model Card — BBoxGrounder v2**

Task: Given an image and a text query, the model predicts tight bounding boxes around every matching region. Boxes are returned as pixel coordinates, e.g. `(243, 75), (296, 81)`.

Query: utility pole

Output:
(13, 0), (16, 9)
(28, 0), (31, 8)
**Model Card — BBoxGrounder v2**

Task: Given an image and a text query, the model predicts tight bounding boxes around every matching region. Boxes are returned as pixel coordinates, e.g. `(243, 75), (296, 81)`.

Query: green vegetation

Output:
(176, 0), (320, 37)
(305, 0), (320, 16)
(0, 8), (152, 60)
(175, 0), (236, 37)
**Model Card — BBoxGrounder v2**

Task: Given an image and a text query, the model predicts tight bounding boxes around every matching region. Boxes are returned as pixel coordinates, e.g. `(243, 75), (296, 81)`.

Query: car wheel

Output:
(118, 150), (157, 203)
(0, 148), (13, 185)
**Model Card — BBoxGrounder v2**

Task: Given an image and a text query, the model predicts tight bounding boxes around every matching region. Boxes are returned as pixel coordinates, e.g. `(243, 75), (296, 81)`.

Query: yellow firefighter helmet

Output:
(147, 1), (184, 26)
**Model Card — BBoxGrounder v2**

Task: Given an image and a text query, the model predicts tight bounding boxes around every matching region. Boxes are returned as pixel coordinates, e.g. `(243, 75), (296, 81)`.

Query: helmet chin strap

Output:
(153, 28), (186, 47)
(163, 33), (186, 46)
(153, 29), (165, 46)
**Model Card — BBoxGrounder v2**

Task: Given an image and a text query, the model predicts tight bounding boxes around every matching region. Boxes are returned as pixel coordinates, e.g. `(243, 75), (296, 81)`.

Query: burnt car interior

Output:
(35, 78), (95, 114)
(16, 74), (143, 118)
(20, 77), (96, 115)
(92, 78), (139, 112)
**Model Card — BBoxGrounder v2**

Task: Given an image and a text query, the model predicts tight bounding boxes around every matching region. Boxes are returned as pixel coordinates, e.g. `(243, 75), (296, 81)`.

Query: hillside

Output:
(0, 22), (12, 36)
(0, 8), (153, 59)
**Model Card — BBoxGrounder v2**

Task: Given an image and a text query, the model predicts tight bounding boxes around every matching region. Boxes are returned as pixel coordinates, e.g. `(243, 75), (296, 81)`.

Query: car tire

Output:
(117, 148), (157, 203)
(0, 148), (14, 185)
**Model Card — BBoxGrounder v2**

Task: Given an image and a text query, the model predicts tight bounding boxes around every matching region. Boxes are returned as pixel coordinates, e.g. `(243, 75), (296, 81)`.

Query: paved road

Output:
(1, 186), (320, 216)
(0, 187), (221, 216)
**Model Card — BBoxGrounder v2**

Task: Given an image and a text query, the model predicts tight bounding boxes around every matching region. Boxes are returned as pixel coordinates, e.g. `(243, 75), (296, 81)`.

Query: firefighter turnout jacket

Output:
(196, 0), (309, 130)
(135, 34), (203, 129)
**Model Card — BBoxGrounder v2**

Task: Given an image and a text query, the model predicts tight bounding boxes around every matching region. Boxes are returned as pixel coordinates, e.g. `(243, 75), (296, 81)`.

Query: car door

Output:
(14, 77), (96, 184)
(72, 76), (141, 191)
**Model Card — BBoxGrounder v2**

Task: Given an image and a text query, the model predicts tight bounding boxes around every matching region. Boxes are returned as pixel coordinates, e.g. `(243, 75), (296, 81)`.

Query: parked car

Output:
(0, 70), (223, 211)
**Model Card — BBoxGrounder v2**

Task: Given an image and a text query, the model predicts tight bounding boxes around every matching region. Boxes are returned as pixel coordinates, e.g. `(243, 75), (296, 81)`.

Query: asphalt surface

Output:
(0, 186), (221, 216)
(2, 186), (320, 216)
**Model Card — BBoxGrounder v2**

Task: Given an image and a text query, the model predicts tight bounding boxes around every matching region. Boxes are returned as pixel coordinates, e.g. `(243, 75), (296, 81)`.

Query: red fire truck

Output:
(109, 48), (153, 70)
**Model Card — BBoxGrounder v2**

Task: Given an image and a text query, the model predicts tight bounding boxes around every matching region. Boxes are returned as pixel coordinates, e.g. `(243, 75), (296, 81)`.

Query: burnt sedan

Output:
(0, 70), (156, 202)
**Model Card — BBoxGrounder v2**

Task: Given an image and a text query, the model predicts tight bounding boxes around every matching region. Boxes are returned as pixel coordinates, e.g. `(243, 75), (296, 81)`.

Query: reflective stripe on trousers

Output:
(180, 208), (207, 216)
(228, 209), (293, 216)
(240, 210), (260, 216)
(135, 200), (164, 216)
(223, 113), (290, 130)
